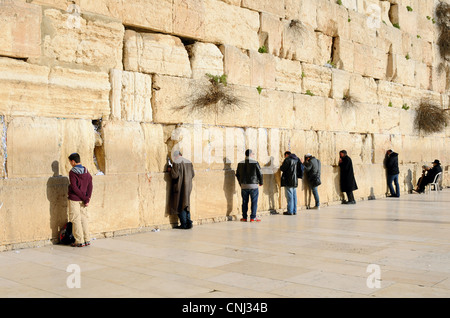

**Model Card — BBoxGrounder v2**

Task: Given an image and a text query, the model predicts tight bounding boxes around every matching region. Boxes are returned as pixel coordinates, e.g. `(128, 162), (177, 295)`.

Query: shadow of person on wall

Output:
(405, 169), (413, 194)
(46, 160), (69, 244)
(262, 156), (279, 214)
(223, 157), (235, 220)
(163, 156), (179, 227)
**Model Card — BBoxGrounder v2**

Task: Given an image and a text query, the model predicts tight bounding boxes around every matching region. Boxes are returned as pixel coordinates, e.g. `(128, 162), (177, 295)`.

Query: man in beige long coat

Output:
(168, 150), (195, 229)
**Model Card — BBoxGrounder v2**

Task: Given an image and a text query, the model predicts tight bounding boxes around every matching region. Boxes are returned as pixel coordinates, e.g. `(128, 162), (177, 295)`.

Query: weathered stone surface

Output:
(6, 117), (60, 178)
(0, 57), (110, 119)
(242, 0), (285, 17)
(389, 3), (418, 36)
(333, 37), (355, 72)
(110, 69), (153, 122)
(284, 0), (317, 29)
(38, 8), (124, 72)
(0, 1), (41, 59)
(102, 121), (146, 174)
(301, 63), (332, 97)
(141, 123), (168, 173)
(280, 21), (316, 63)
(249, 50), (276, 89)
(173, 0), (206, 39)
(124, 30), (192, 77)
(275, 57), (302, 93)
(187, 42), (224, 80)
(203, 0), (260, 51)
(294, 94), (327, 131)
(121, 0), (173, 33)
(220, 45), (251, 86)
(151, 75), (217, 125)
(259, 12), (283, 56)
(260, 89), (294, 129)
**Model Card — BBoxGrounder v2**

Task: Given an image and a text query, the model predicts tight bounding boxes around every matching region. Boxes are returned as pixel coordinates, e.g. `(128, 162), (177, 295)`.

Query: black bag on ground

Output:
(59, 222), (75, 245)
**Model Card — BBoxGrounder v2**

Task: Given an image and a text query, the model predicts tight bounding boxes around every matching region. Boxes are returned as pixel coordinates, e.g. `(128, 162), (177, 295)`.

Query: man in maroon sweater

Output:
(68, 153), (93, 247)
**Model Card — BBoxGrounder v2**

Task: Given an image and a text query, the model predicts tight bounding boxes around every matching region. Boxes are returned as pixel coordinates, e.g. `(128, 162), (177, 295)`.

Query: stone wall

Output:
(0, 0), (449, 250)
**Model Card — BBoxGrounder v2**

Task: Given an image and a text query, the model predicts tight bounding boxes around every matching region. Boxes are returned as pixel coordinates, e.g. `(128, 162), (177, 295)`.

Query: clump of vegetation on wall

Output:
(177, 73), (242, 114)
(342, 90), (358, 108)
(414, 100), (449, 134)
(436, 1), (450, 61)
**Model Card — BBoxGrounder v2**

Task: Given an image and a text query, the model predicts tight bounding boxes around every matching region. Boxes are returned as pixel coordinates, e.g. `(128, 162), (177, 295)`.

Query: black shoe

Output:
(283, 212), (293, 215)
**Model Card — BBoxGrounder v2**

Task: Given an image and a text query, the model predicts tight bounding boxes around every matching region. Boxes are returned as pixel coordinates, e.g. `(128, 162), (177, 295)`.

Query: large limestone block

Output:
(281, 21), (316, 63)
(121, 0), (173, 33)
(334, 132), (373, 166)
(6, 117), (60, 178)
(301, 63), (332, 98)
(332, 37), (355, 73)
(349, 74), (378, 104)
(141, 123), (169, 173)
(259, 12), (283, 56)
(203, 0), (260, 51)
(187, 42), (224, 80)
(0, 177), (68, 245)
(414, 63), (432, 90)
(173, 0), (206, 39)
(193, 170), (239, 219)
(249, 50), (276, 89)
(242, 0), (285, 17)
(330, 68), (351, 100)
(88, 174), (141, 233)
(378, 106), (401, 134)
(289, 130), (320, 161)
(315, 32), (334, 66)
(216, 85), (261, 128)
(123, 30), (192, 78)
(317, 131), (337, 166)
(0, 1), (41, 59)
(59, 118), (99, 177)
(348, 10), (377, 44)
(325, 98), (357, 133)
(377, 80), (404, 108)
(0, 58), (110, 119)
(284, 0), (317, 29)
(275, 57), (303, 93)
(138, 172), (173, 226)
(316, 0), (350, 37)
(38, 8), (124, 72)
(110, 69), (153, 122)
(353, 102), (379, 134)
(220, 45), (251, 86)
(102, 121), (146, 174)
(389, 3), (418, 36)
(152, 75), (217, 125)
(389, 53), (416, 87)
(293, 94), (327, 131)
(260, 90), (294, 129)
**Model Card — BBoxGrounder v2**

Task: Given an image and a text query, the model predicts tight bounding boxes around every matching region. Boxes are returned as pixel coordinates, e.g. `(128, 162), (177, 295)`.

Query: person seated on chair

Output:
(414, 159), (442, 193)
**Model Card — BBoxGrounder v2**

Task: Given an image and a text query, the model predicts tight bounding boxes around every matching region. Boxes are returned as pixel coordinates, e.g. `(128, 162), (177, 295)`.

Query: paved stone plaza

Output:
(0, 189), (449, 298)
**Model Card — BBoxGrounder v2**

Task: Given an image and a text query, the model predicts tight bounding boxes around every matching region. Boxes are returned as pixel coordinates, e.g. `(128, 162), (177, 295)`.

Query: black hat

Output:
(433, 159), (440, 165)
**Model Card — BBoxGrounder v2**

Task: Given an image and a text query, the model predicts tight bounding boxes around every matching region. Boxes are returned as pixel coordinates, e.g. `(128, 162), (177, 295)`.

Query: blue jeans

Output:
(387, 174), (400, 197)
(311, 186), (320, 207)
(241, 188), (259, 220)
(285, 187), (297, 215)
(179, 209), (193, 229)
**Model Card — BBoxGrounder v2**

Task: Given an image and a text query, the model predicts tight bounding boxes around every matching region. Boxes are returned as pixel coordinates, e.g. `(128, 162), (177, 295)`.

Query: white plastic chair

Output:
(426, 172), (442, 193)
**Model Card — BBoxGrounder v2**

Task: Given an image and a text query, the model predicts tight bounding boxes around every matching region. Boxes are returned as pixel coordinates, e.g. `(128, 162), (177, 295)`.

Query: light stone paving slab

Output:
(0, 189), (449, 298)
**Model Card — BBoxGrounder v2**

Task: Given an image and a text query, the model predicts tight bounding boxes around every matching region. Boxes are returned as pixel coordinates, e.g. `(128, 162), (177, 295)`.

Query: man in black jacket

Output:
(339, 150), (358, 204)
(385, 149), (400, 197)
(280, 151), (303, 215)
(414, 159), (443, 193)
(235, 149), (263, 222)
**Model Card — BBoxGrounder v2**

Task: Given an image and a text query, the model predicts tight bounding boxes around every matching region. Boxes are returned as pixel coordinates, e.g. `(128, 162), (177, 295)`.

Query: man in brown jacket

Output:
(168, 150), (195, 229)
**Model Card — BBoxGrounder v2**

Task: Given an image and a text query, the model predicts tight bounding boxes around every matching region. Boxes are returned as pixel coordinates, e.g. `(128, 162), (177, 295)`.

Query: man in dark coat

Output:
(385, 149), (400, 197)
(280, 151), (303, 215)
(339, 150), (358, 204)
(235, 149), (263, 222)
(414, 159), (442, 193)
(168, 150), (195, 229)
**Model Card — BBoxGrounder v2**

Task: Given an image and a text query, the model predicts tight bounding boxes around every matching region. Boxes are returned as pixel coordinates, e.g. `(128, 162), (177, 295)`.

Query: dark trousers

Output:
(346, 191), (355, 202)
(241, 188), (259, 220)
(179, 209), (193, 229)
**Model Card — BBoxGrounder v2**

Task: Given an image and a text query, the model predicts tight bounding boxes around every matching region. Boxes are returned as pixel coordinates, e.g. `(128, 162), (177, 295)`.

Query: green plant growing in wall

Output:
(388, 101), (393, 107)
(336, 0), (342, 5)
(402, 103), (410, 110)
(393, 23), (400, 29)
(256, 86), (263, 95)
(305, 90), (314, 96)
(405, 53), (410, 60)
(342, 90), (358, 108)
(301, 71), (306, 78)
(258, 46), (268, 54)
(414, 100), (450, 134)
(406, 6), (413, 12)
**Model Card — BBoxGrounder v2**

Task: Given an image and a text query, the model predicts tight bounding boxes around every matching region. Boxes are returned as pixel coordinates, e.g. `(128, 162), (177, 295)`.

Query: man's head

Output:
(245, 149), (253, 157)
(68, 153), (81, 167)
(386, 149), (393, 155)
(284, 151), (291, 158)
(433, 159), (440, 166)
(304, 153), (312, 161)
(339, 150), (347, 158)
